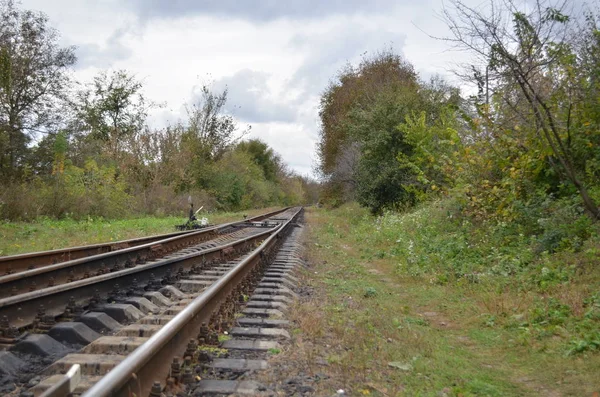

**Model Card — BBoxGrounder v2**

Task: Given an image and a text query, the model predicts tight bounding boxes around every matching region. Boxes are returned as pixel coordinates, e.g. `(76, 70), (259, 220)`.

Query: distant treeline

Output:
(0, 1), (318, 220)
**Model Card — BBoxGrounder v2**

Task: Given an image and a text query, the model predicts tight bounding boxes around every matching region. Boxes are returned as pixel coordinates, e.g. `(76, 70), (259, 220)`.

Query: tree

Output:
(317, 50), (419, 204)
(0, 0), (76, 180)
(235, 138), (282, 182)
(73, 70), (150, 162)
(318, 49), (461, 213)
(327, 140), (361, 199)
(185, 85), (248, 161)
(318, 50), (418, 175)
(348, 85), (420, 213)
(442, 0), (600, 219)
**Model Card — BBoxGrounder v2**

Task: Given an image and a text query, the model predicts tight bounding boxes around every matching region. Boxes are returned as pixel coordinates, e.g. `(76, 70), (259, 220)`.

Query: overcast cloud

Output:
(21, 0), (473, 176)
(129, 0), (397, 22)
(210, 69), (297, 124)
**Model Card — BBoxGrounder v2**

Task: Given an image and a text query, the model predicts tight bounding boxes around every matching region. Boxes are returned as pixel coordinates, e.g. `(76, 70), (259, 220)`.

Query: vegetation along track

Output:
(0, 206), (302, 396)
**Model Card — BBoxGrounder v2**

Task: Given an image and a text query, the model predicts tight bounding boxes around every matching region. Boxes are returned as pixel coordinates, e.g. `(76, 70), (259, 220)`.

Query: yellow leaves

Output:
(360, 389), (371, 395)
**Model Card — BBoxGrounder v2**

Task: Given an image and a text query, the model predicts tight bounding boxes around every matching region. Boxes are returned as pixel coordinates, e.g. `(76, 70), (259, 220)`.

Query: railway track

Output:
(0, 208), (289, 332)
(0, 207), (304, 396)
(0, 209), (286, 295)
(0, 229), (195, 276)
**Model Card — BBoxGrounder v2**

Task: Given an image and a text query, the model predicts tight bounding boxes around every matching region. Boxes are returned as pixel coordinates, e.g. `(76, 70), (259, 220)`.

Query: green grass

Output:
(284, 203), (600, 396)
(0, 206), (280, 256)
(218, 333), (232, 342)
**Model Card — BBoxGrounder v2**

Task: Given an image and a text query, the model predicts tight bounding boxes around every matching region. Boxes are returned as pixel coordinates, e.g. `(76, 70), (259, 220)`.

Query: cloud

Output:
(205, 69), (297, 123)
(248, 121), (317, 177)
(75, 27), (134, 69)
(129, 0), (397, 22)
(289, 24), (407, 97)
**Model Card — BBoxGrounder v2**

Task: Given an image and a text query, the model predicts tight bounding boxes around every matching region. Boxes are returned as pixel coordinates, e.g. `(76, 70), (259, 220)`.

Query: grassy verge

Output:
(0, 206), (280, 256)
(273, 204), (600, 396)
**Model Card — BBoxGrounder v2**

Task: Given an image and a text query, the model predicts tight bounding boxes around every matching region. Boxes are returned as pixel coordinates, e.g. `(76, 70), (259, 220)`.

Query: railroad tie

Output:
(194, 224), (306, 395)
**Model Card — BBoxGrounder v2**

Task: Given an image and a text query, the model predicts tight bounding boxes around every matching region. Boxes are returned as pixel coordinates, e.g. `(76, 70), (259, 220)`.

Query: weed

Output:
(483, 314), (496, 327)
(404, 316), (429, 327)
(218, 334), (231, 342)
(197, 346), (228, 357)
(567, 332), (600, 355)
(363, 287), (377, 298)
(583, 292), (600, 320)
(530, 297), (572, 327)
(326, 354), (341, 364)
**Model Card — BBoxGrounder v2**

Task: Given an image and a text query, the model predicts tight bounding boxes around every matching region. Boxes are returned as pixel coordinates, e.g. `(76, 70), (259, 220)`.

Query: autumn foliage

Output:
(317, 1), (599, 244)
(0, 1), (315, 220)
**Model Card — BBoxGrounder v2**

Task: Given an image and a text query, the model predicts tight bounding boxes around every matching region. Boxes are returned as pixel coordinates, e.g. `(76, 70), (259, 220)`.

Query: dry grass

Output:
(477, 289), (534, 318)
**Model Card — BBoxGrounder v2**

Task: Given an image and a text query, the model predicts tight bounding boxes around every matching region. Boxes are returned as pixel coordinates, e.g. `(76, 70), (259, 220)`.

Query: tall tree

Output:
(0, 0), (76, 179)
(317, 50), (420, 205)
(73, 70), (150, 162)
(185, 85), (248, 161)
(318, 50), (418, 179)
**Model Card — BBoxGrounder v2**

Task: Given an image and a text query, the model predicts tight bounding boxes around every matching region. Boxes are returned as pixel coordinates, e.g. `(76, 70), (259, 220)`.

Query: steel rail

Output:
(0, 222), (282, 329)
(0, 207), (289, 297)
(82, 207), (302, 397)
(0, 229), (195, 275)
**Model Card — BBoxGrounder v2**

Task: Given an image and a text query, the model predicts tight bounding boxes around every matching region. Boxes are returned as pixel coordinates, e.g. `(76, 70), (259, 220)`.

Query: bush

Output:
(0, 180), (45, 220)
(0, 161), (133, 220)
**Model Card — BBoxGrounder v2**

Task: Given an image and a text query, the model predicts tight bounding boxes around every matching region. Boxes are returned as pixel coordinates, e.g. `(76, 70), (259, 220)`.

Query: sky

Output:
(20, 0), (472, 177)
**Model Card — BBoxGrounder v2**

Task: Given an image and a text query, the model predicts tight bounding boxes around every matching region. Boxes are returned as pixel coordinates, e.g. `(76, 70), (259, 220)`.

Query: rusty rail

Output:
(0, 221), (283, 329)
(0, 208), (289, 297)
(0, 230), (195, 275)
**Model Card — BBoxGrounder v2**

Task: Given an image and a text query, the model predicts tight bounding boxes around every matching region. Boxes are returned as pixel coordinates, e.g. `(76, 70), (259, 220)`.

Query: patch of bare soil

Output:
(367, 267), (384, 276)
(418, 310), (458, 330)
(514, 376), (562, 397)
